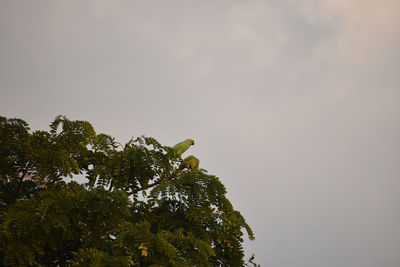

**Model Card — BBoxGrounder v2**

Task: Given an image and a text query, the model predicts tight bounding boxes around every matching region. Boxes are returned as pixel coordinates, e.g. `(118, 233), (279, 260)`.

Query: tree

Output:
(0, 115), (257, 266)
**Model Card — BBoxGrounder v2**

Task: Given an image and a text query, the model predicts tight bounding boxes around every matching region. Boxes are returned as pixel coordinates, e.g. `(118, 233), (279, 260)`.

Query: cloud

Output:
(302, 0), (400, 64)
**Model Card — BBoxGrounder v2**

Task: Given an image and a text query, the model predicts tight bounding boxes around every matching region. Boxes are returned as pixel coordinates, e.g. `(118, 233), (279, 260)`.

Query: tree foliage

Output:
(0, 115), (257, 266)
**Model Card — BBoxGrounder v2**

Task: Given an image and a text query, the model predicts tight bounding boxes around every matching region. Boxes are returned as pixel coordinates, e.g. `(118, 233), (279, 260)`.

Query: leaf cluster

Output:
(0, 115), (257, 266)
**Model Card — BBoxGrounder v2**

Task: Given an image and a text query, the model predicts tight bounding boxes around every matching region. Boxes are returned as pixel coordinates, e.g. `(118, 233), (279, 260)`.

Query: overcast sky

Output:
(1, 1), (400, 266)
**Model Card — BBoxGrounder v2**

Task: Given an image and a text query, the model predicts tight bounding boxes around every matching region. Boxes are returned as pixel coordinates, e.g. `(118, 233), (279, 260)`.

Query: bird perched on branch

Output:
(180, 155), (200, 171)
(172, 139), (195, 159)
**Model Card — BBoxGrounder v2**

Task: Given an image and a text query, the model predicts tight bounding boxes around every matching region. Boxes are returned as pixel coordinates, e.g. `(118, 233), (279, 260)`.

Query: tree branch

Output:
(127, 175), (178, 196)
(16, 171), (27, 197)
(108, 179), (114, 192)
(127, 180), (161, 196)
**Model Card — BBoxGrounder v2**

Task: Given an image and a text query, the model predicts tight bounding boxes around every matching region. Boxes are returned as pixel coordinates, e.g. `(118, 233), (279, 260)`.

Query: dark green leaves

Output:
(0, 115), (257, 266)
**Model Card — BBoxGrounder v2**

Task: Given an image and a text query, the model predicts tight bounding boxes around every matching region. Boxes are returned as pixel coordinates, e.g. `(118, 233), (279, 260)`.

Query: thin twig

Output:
(16, 171), (27, 197)
(127, 174), (178, 196)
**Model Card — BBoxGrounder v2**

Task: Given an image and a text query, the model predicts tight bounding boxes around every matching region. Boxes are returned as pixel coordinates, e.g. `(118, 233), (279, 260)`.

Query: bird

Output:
(180, 155), (200, 171)
(172, 139), (195, 159)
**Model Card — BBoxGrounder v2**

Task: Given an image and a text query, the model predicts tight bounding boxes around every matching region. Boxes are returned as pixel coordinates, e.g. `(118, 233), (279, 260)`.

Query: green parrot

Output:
(180, 155), (200, 171)
(172, 139), (195, 159)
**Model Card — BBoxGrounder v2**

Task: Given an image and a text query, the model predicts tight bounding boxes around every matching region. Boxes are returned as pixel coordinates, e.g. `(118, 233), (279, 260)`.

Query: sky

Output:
(1, 1), (400, 266)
